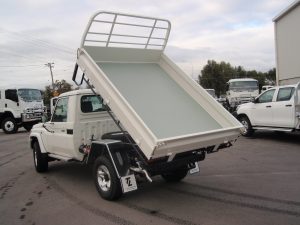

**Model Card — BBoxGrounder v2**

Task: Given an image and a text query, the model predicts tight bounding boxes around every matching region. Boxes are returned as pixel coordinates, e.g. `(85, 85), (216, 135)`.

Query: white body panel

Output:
(274, 1), (300, 85)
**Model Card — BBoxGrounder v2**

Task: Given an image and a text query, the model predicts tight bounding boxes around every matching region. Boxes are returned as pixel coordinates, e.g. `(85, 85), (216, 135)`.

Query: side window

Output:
(52, 98), (58, 107)
(52, 98), (68, 122)
(258, 89), (275, 103)
(81, 95), (105, 113)
(5, 89), (18, 102)
(277, 87), (295, 102)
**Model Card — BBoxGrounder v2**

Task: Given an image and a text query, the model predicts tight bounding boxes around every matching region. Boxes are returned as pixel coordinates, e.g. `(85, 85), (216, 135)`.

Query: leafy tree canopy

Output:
(42, 79), (73, 105)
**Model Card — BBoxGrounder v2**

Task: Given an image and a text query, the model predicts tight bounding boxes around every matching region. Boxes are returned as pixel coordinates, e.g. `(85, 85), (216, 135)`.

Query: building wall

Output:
(275, 4), (300, 85)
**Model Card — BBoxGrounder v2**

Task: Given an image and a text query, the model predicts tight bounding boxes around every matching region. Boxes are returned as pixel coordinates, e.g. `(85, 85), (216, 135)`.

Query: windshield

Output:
(18, 89), (42, 102)
(229, 81), (258, 91)
(206, 89), (216, 98)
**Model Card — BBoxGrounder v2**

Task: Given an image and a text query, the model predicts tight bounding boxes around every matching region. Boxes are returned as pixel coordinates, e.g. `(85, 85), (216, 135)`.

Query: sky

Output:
(0, 0), (295, 89)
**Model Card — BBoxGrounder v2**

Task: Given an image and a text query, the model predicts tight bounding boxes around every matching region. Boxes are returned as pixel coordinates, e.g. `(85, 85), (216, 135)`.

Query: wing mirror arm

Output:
(251, 97), (257, 103)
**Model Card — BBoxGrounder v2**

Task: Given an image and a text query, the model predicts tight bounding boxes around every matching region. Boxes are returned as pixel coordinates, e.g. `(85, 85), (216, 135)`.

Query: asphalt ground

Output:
(0, 129), (300, 225)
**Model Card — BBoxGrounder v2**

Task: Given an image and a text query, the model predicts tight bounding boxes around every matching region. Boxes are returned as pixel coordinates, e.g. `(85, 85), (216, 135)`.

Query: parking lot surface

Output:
(0, 129), (300, 225)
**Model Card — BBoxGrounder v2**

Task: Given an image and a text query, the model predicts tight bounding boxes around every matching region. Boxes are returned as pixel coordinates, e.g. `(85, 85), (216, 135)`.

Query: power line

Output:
(0, 64), (44, 67)
(2, 28), (74, 51)
(2, 29), (74, 55)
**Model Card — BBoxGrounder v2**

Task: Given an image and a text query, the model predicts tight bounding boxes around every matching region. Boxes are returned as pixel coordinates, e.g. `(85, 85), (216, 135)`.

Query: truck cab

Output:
(0, 88), (44, 133)
(226, 78), (259, 112)
(237, 83), (300, 136)
(32, 89), (118, 161)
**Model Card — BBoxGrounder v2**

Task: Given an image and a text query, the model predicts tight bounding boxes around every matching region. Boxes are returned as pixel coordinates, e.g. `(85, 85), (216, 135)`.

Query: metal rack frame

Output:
(80, 11), (171, 50)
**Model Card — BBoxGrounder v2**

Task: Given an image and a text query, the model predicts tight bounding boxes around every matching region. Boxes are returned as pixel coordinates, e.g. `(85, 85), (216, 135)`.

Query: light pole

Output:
(45, 62), (55, 89)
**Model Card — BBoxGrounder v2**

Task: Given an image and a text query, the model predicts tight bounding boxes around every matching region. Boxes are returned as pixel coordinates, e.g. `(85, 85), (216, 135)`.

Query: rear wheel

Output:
(238, 116), (254, 137)
(33, 141), (48, 173)
(161, 168), (188, 182)
(1, 117), (18, 134)
(93, 156), (122, 200)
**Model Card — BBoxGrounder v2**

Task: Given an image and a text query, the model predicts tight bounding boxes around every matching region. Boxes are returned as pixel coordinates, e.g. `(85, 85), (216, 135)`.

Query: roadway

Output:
(0, 129), (300, 225)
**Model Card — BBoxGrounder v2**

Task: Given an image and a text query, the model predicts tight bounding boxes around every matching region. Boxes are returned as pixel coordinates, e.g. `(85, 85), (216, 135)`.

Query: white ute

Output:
(237, 83), (300, 136)
(30, 11), (242, 200)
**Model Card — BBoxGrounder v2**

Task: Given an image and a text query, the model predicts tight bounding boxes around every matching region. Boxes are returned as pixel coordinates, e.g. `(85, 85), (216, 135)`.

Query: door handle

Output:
(285, 104), (292, 107)
(266, 105), (272, 108)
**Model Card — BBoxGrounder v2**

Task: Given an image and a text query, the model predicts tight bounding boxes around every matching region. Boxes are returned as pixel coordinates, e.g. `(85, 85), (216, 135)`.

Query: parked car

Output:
(236, 83), (300, 136)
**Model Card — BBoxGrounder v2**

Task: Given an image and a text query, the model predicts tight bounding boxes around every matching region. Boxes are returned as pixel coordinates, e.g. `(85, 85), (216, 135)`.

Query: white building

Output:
(273, 0), (300, 85)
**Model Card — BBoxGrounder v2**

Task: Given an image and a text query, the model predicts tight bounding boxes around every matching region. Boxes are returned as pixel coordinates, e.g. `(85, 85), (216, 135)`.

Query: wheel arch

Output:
(88, 141), (130, 178)
(237, 113), (250, 121)
(30, 133), (47, 153)
(0, 111), (15, 124)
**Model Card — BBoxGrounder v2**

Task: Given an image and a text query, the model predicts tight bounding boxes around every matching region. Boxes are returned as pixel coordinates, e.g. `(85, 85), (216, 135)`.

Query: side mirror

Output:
(251, 97), (257, 103)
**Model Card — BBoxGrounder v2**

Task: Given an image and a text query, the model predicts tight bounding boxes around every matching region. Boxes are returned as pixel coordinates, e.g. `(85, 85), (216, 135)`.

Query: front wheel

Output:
(93, 156), (122, 200)
(161, 168), (188, 182)
(238, 116), (254, 137)
(1, 117), (18, 134)
(33, 141), (48, 173)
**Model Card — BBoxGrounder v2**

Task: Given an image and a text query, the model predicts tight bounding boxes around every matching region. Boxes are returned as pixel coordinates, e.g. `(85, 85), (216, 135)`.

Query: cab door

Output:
(41, 97), (74, 158)
(272, 87), (295, 128)
(251, 89), (275, 126)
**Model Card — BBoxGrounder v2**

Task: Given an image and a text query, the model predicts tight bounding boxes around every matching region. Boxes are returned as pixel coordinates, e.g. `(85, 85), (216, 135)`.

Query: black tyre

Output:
(23, 123), (34, 132)
(238, 116), (254, 137)
(33, 141), (48, 173)
(161, 168), (188, 182)
(1, 117), (18, 134)
(93, 156), (122, 200)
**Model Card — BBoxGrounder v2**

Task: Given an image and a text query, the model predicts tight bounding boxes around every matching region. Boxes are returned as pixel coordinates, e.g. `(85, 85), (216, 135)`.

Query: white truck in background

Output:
(226, 78), (259, 112)
(30, 11), (242, 200)
(0, 88), (44, 134)
(236, 83), (300, 136)
(205, 89), (217, 99)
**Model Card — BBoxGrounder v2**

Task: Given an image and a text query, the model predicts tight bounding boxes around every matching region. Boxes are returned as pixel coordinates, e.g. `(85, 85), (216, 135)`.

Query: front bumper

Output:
(22, 112), (43, 122)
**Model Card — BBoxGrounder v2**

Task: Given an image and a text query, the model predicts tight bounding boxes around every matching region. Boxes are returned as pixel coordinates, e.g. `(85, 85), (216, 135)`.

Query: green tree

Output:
(43, 79), (73, 105)
(265, 68), (276, 84)
(199, 60), (235, 97)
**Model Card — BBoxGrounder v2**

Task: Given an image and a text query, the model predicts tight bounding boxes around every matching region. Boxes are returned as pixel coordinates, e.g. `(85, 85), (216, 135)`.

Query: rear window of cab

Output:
(81, 95), (106, 113)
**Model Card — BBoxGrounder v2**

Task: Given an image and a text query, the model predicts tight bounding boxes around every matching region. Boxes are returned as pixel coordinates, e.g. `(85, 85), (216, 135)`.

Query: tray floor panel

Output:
(98, 63), (221, 139)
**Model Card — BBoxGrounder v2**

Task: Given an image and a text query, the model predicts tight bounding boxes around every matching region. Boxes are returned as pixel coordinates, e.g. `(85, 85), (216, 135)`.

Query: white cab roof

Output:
(59, 89), (95, 97)
(228, 78), (257, 83)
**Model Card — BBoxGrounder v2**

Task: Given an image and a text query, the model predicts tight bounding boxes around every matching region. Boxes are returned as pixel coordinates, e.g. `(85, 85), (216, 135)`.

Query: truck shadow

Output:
(47, 161), (93, 181)
(248, 131), (300, 145)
